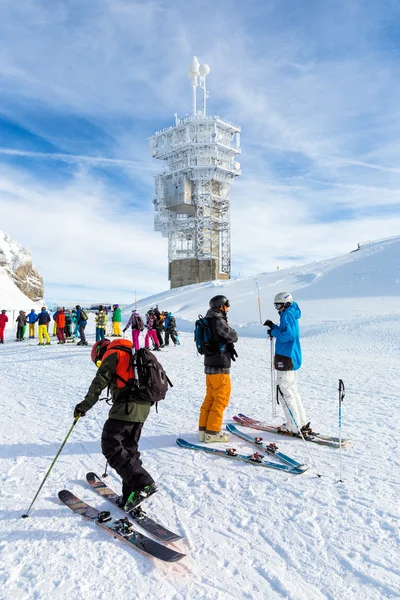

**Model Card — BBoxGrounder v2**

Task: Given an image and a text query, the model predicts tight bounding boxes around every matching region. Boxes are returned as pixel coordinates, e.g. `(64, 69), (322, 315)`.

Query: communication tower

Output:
(150, 57), (241, 288)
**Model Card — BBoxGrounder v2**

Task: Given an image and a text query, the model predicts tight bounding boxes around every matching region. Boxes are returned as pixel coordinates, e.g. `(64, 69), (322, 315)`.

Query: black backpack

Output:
(194, 315), (219, 356)
(115, 347), (172, 408)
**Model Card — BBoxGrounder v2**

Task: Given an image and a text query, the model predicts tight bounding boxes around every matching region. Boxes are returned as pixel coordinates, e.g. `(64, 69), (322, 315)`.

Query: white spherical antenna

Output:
(199, 64), (210, 76)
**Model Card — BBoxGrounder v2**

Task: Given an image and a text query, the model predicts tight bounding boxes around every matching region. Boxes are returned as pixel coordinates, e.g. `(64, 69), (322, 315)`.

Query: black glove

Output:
(263, 319), (274, 329)
(74, 403), (86, 418)
(267, 329), (273, 338)
(226, 342), (238, 361)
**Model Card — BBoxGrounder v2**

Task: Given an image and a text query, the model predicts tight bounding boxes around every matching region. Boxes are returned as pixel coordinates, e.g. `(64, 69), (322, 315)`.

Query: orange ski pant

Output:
(199, 373), (231, 434)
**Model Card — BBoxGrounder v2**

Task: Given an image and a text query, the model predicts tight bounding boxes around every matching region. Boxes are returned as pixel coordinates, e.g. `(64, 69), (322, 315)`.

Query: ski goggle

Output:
(274, 303), (285, 310)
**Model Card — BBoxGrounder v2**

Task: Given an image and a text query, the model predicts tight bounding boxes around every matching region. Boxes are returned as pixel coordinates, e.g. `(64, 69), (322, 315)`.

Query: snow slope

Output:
(0, 268), (42, 312)
(1, 314), (400, 598)
(126, 235), (400, 335)
(1, 237), (400, 599)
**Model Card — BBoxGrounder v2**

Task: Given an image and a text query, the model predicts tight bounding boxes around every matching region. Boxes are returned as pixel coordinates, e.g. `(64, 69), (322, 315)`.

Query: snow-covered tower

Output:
(150, 57), (241, 288)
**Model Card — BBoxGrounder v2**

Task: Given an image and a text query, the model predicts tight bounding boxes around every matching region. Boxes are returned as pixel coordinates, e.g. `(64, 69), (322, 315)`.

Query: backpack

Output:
(168, 316), (176, 329)
(105, 343), (172, 409)
(135, 316), (144, 331)
(194, 314), (219, 356)
(80, 310), (88, 321)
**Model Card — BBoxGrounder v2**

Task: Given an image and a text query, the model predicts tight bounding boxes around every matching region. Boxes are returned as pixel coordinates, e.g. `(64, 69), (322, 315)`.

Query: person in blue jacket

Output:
(264, 292), (312, 435)
(26, 309), (38, 338)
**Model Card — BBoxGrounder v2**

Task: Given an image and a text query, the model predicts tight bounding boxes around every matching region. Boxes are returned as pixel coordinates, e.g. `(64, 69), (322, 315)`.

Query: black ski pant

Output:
(165, 330), (177, 345)
(79, 323), (87, 344)
(101, 418), (154, 502)
(156, 327), (164, 346)
(16, 325), (24, 340)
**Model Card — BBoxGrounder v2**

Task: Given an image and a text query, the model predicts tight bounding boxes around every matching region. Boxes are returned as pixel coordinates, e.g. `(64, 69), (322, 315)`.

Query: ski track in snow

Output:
(0, 318), (400, 600)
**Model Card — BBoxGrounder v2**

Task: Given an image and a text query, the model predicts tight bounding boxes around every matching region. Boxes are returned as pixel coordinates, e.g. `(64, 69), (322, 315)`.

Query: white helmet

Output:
(274, 292), (293, 307)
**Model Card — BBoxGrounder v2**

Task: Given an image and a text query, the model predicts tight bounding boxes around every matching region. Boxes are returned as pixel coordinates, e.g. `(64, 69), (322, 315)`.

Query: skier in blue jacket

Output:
(26, 309), (38, 338)
(264, 292), (312, 435)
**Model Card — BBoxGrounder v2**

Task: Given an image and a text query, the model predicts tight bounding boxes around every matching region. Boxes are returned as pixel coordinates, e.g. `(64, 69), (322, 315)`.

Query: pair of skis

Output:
(59, 473), (185, 562)
(234, 413), (350, 448)
(177, 424), (308, 474)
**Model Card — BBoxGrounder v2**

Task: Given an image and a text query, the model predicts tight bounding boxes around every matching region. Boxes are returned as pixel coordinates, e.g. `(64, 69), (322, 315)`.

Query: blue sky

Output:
(1, 0), (400, 303)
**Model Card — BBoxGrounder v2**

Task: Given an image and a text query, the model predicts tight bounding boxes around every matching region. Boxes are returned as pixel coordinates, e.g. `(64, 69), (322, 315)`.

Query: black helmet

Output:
(209, 295), (230, 309)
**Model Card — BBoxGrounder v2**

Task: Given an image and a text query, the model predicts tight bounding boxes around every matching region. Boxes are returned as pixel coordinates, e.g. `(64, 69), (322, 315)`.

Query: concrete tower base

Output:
(169, 259), (230, 289)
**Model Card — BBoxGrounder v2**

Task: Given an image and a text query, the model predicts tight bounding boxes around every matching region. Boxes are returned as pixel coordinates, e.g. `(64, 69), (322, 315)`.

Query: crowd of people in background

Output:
(0, 304), (179, 349)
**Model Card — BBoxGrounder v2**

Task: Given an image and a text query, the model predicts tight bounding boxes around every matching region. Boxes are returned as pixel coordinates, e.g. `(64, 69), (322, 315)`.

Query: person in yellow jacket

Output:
(198, 295), (238, 443)
(95, 305), (108, 341)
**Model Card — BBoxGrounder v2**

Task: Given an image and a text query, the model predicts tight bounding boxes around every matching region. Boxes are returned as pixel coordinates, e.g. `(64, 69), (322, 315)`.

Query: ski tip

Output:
(58, 489), (72, 501)
(176, 438), (189, 447)
(86, 472), (98, 482)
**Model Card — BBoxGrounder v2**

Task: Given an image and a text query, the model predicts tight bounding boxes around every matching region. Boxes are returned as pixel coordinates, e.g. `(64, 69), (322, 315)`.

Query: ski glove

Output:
(226, 342), (238, 361)
(74, 403), (86, 418)
(263, 319), (274, 329)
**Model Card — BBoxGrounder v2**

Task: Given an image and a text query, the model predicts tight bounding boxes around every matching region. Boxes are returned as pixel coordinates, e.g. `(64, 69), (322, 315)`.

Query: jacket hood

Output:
(206, 307), (227, 320)
(285, 302), (301, 320)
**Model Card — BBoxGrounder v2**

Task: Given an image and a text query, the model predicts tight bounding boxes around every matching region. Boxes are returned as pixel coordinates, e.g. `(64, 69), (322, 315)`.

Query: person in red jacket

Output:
(0, 310), (8, 343)
(54, 307), (66, 344)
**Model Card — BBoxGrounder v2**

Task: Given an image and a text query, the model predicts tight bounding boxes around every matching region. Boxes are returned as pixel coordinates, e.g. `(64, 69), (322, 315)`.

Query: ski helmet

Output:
(91, 339), (111, 365)
(274, 292), (293, 310)
(113, 304), (119, 308)
(209, 295), (230, 309)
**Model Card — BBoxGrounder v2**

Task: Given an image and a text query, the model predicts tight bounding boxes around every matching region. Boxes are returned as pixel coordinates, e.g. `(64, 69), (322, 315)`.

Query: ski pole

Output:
(338, 379), (345, 482)
(255, 282), (262, 324)
(270, 337), (277, 418)
(102, 461), (109, 478)
(278, 390), (321, 477)
(21, 416), (80, 518)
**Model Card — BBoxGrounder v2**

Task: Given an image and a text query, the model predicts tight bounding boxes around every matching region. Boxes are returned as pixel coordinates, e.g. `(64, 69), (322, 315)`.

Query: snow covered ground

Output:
(1, 237), (400, 599)
(1, 307), (399, 599)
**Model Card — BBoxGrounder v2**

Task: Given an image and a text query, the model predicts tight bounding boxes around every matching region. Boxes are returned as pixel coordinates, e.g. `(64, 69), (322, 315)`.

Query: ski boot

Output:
(204, 431), (230, 443)
(300, 422), (319, 437)
(124, 483), (157, 513)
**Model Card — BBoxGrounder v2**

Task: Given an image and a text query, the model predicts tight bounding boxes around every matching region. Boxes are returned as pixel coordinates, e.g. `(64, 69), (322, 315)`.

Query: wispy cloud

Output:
(1, 0), (400, 299)
(0, 147), (155, 171)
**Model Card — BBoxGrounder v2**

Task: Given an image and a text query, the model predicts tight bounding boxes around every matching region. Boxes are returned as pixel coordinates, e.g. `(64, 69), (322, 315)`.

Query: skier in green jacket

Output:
(73, 338), (156, 512)
(112, 304), (122, 336)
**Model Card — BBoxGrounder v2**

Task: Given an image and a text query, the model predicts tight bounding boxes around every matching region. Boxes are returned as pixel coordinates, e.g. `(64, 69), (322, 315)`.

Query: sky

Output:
(1, 0), (400, 304)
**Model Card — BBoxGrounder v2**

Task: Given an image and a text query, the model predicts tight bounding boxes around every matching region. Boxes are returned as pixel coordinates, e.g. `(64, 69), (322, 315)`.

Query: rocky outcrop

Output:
(0, 232), (44, 302)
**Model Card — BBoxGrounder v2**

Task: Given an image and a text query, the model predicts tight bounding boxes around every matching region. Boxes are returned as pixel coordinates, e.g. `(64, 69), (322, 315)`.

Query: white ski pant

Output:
(276, 370), (308, 433)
